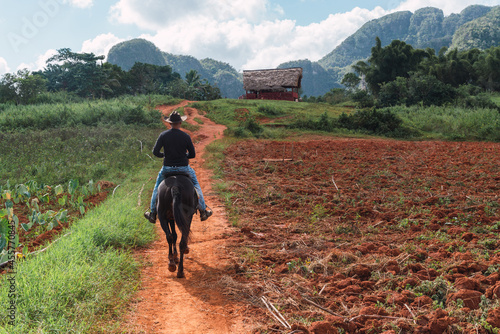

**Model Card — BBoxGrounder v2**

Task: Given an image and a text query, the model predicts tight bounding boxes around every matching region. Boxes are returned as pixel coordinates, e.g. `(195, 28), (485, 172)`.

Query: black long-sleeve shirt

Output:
(152, 128), (195, 166)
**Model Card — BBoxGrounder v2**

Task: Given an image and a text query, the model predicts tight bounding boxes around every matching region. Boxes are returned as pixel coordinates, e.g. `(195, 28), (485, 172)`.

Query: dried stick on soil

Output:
(331, 175), (339, 192)
(404, 304), (417, 325)
(318, 284), (330, 295)
(28, 232), (72, 257)
(261, 296), (291, 329)
(303, 298), (345, 318)
(112, 185), (121, 196)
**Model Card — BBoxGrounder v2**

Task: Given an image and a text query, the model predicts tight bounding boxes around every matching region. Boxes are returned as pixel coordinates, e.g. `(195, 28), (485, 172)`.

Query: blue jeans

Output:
(149, 165), (206, 213)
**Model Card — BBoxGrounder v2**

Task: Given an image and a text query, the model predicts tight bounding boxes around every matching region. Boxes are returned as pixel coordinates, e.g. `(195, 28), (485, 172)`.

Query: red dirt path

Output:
(122, 101), (255, 333)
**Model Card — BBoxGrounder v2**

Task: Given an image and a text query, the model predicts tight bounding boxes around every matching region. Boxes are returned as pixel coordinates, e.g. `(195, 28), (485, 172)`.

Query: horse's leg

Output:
(166, 220), (178, 272)
(159, 216), (177, 273)
(169, 220), (180, 265)
(177, 216), (192, 278)
(177, 233), (188, 278)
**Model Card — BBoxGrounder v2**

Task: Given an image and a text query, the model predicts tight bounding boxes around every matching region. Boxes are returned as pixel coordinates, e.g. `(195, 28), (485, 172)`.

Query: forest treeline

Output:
(0, 48), (221, 105)
(304, 38), (500, 110)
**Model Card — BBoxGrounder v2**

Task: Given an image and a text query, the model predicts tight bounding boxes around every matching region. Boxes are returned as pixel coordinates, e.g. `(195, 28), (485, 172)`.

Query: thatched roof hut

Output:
(243, 67), (303, 92)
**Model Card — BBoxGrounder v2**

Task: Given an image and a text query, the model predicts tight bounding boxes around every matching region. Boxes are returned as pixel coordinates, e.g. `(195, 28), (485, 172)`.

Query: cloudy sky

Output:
(1, 0), (499, 75)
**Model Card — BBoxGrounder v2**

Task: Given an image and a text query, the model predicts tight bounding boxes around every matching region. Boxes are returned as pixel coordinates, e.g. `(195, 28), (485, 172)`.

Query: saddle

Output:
(161, 171), (191, 179)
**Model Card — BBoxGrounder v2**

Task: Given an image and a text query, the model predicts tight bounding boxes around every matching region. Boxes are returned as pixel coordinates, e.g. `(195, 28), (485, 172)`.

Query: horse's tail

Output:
(172, 186), (190, 240)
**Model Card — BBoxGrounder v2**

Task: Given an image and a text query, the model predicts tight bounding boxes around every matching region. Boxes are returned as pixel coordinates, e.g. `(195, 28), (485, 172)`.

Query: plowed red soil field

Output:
(219, 138), (500, 333)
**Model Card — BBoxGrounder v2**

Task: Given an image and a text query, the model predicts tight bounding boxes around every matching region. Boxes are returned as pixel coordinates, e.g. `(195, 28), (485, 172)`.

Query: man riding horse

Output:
(144, 110), (213, 223)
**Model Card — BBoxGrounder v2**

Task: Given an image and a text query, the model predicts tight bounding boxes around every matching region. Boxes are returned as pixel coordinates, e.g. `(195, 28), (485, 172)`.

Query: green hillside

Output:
(318, 5), (495, 70)
(319, 11), (413, 69)
(162, 54), (244, 98)
(288, 5), (499, 97)
(450, 6), (500, 50)
(107, 38), (167, 71)
(108, 44), (243, 98)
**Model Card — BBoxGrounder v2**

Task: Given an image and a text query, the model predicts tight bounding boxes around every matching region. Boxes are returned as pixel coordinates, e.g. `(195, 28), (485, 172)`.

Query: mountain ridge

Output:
(107, 4), (500, 98)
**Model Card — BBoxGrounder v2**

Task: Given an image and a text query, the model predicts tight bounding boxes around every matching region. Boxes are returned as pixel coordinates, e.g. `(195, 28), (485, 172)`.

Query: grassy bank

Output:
(190, 99), (349, 126)
(191, 98), (500, 141)
(390, 105), (500, 141)
(0, 169), (158, 333)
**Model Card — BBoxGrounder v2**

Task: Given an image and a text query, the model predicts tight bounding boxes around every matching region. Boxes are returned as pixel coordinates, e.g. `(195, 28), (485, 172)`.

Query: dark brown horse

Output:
(156, 173), (197, 278)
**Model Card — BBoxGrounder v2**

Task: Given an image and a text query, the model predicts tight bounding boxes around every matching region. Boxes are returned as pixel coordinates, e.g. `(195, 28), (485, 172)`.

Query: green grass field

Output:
(191, 96), (500, 141)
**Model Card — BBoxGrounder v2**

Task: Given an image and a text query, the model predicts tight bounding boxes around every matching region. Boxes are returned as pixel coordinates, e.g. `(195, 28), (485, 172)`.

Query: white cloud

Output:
(62, 0), (94, 9)
(16, 49), (58, 72)
(81, 33), (124, 60)
(109, 0), (274, 30)
(139, 5), (387, 70)
(0, 57), (10, 75)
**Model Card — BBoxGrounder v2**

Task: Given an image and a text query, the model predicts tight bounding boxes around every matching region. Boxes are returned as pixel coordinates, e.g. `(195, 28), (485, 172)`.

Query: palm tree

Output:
(185, 70), (201, 87)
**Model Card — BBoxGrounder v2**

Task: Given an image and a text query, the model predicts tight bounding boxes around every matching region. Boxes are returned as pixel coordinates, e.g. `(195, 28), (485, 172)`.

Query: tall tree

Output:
(341, 73), (361, 91)
(126, 62), (179, 95)
(423, 47), (480, 87)
(40, 48), (107, 98)
(0, 70), (46, 104)
(0, 73), (17, 103)
(15, 69), (47, 104)
(475, 45), (500, 91)
(354, 37), (429, 96)
(185, 70), (201, 87)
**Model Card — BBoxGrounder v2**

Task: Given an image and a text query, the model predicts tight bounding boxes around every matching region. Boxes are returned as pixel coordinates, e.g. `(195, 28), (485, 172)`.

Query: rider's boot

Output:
(199, 207), (213, 221)
(144, 211), (157, 224)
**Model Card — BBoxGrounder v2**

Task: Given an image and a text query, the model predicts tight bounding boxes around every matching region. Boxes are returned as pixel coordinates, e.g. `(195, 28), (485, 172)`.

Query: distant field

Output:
(191, 97), (500, 142)
(190, 99), (353, 127)
(0, 96), (179, 185)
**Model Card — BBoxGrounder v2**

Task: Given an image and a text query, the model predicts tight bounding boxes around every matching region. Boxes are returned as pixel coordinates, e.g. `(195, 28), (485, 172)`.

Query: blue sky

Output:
(1, 0), (499, 75)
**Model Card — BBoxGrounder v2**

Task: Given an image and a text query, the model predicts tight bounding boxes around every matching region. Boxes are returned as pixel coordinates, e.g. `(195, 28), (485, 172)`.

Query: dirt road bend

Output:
(123, 101), (253, 333)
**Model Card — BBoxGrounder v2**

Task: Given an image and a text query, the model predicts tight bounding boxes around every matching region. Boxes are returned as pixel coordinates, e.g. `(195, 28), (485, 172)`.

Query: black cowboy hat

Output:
(165, 110), (187, 123)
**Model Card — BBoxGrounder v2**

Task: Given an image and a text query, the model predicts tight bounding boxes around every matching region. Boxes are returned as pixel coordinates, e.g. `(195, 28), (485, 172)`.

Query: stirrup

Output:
(200, 207), (213, 221)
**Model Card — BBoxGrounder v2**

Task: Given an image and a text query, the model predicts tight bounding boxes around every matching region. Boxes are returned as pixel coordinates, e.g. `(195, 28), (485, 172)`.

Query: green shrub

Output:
(338, 108), (411, 137)
(257, 104), (285, 116)
(351, 89), (375, 108)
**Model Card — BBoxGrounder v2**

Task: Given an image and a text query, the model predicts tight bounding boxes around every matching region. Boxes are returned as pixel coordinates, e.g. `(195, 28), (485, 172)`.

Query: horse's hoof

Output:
(184, 247), (190, 255)
(168, 264), (177, 272)
(177, 272), (185, 278)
